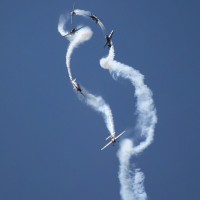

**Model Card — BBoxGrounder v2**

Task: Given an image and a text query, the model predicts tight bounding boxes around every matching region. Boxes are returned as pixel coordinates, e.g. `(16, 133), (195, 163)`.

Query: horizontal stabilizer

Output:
(105, 135), (111, 140)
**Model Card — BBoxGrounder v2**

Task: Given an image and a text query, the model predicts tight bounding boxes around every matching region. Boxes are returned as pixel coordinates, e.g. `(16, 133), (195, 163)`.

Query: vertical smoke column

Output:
(83, 88), (116, 137)
(100, 45), (157, 200)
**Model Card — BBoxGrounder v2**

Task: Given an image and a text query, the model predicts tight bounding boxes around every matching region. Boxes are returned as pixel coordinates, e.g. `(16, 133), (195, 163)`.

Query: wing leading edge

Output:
(115, 131), (126, 140)
(101, 141), (112, 151)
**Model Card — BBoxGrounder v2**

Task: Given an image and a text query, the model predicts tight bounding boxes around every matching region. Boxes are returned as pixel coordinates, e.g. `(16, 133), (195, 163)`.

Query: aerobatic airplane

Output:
(88, 13), (104, 29)
(71, 79), (84, 96)
(104, 30), (114, 48)
(64, 26), (84, 37)
(89, 14), (99, 23)
(101, 131), (126, 150)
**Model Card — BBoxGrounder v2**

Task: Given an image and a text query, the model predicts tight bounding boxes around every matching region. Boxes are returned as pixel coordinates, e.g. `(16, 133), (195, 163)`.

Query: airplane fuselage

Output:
(71, 11), (76, 16)
(106, 37), (112, 47)
(90, 15), (98, 23)
(111, 138), (116, 143)
(65, 27), (83, 37)
(104, 31), (114, 48)
(71, 81), (84, 96)
(74, 84), (82, 92)
(71, 28), (76, 33)
(76, 87), (82, 92)
(104, 37), (111, 48)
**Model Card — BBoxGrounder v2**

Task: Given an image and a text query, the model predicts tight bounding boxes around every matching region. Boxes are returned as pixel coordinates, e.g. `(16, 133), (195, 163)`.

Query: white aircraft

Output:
(101, 131), (126, 150)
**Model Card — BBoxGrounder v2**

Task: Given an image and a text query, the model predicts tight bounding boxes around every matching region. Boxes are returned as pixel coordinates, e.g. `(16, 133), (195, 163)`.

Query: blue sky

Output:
(0, 0), (200, 199)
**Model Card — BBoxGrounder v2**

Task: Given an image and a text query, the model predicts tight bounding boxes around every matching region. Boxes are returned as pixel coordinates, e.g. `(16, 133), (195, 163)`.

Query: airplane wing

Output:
(64, 32), (71, 37)
(104, 41), (108, 48)
(101, 140), (113, 150)
(115, 131), (126, 140)
(76, 26), (84, 32)
(109, 30), (114, 38)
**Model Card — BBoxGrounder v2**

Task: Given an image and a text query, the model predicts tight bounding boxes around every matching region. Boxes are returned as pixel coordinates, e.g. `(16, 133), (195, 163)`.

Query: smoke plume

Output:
(100, 45), (157, 199)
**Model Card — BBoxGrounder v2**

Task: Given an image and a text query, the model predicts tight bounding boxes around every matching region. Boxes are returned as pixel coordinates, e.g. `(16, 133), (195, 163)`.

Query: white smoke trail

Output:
(58, 14), (69, 36)
(58, 16), (115, 137)
(118, 139), (147, 200)
(81, 87), (115, 137)
(100, 45), (157, 199)
(74, 9), (91, 16)
(65, 27), (92, 81)
(58, 16), (93, 80)
(74, 9), (105, 32)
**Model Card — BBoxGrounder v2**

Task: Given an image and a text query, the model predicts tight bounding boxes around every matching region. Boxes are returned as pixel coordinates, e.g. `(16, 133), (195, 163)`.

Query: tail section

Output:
(106, 135), (111, 140)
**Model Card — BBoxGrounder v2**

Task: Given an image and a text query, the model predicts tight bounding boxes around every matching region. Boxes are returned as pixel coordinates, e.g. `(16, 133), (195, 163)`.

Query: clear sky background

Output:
(0, 0), (200, 199)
